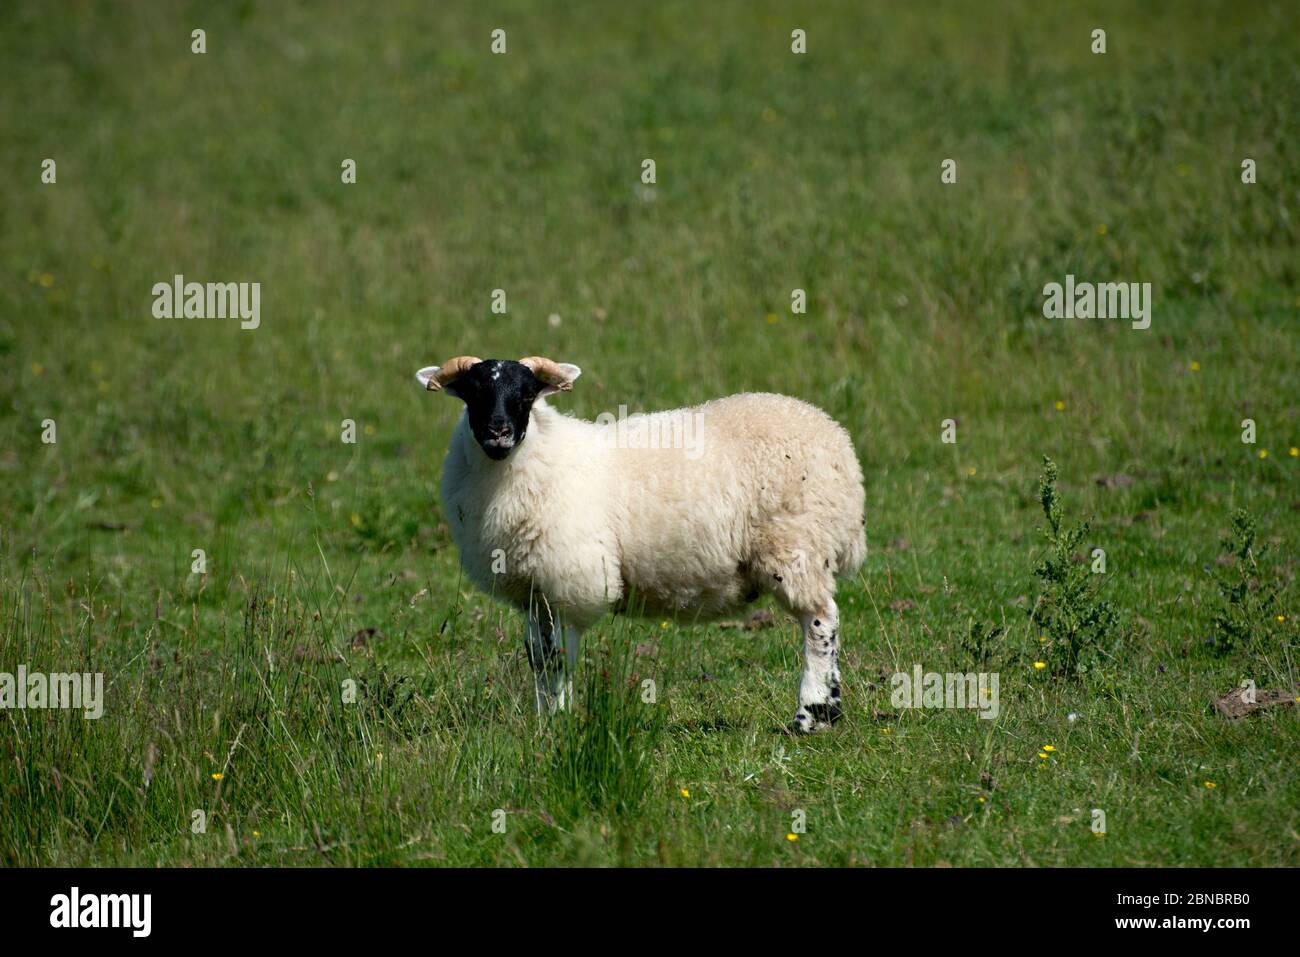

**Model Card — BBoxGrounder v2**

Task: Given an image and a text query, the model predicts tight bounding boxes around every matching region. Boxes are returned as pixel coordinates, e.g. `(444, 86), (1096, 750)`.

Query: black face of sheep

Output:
(416, 355), (582, 461)
(446, 360), (545, 460)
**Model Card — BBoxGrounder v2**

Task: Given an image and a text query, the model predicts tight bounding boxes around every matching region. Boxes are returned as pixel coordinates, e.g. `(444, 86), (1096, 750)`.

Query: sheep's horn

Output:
(518, 356), (573, 390)
(425, 355), (482, 391)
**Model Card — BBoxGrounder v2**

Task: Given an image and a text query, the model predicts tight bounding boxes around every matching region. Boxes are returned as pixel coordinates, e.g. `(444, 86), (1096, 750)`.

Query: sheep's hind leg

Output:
(790, 600), (842, 734)
(526, 613), (581, 714)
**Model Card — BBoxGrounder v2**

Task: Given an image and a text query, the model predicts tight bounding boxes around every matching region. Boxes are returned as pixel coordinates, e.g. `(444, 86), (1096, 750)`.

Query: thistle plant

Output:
(1029, 457), (1119, 680)
(1211, 508), (1282, 655)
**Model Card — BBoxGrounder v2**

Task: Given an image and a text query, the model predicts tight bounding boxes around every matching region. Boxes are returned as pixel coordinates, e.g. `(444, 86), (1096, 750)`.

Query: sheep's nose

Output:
(487, 420), (512, 438)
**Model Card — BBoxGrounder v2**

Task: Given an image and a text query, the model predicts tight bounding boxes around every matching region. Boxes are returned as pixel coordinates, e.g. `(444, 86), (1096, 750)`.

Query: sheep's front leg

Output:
(791, 601), (842, 733)
(526, 614), (581, 714)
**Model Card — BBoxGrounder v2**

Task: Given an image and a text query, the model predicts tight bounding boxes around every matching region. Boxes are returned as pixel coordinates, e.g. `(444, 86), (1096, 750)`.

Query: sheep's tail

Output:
(835, 441), (867, 579)
(836, 526), (867, 578)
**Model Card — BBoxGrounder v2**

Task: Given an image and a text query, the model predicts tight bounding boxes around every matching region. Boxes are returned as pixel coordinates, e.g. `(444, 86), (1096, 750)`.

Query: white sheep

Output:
(415, 355), (866, 731)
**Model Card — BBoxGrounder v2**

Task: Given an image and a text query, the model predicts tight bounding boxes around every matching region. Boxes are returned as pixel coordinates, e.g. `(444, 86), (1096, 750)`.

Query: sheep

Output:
(415, 355), (866, 732)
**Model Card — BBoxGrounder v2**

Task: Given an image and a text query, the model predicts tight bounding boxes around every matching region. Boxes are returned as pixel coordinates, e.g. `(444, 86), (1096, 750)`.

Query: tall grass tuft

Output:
(543, 633), (667, 821)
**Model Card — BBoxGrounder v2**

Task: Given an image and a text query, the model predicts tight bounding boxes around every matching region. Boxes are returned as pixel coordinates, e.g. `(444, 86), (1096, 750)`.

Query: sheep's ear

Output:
(416, 356), (482, 393)
(519, 357), (581, 397)
(415, 365), (468, 398)
(539, 363), (581, 397)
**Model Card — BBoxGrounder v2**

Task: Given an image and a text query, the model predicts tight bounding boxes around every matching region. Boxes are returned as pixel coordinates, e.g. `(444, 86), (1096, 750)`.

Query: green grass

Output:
(1, 0), (1298, 866)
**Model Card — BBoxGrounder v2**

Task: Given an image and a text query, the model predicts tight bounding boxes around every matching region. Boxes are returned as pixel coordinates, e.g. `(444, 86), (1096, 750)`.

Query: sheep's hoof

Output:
(790, 702), (842, 734)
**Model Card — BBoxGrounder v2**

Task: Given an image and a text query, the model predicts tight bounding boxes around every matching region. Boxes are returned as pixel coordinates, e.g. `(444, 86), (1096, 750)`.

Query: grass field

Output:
(1, 0), (1298, 866)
